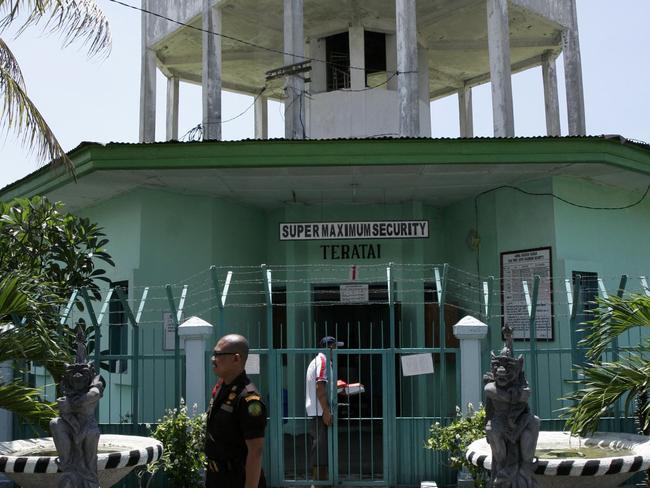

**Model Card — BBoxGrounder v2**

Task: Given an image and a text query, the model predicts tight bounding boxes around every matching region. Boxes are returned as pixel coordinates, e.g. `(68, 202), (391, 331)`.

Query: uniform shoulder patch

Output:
(244, 394), (261, 402)
(248, 401), (264, 417)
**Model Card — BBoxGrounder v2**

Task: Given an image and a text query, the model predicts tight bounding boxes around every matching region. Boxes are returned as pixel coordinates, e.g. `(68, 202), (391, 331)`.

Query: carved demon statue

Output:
(484, 325), (540, 488)
(50, 327), (105, 488)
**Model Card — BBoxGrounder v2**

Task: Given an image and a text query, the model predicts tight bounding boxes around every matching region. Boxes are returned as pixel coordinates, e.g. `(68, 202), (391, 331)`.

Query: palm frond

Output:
(0, 380), (57, 430)
(0, 0), (111, 57)
(580, 294), (650, 361)
(0, 36), (23, 86)
(0, 274), (28, 319)
(0, 53), (73, 171)
(562, 353), (650, 435)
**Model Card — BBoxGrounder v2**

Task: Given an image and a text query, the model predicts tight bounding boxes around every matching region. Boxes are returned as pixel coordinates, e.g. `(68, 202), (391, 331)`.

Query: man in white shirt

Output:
(305, 336), (343, 487)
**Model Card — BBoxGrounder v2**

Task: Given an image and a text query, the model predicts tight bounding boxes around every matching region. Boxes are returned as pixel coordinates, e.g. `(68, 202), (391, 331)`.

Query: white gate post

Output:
(178, 316), (213, 416)
(453, 316), (488, 414)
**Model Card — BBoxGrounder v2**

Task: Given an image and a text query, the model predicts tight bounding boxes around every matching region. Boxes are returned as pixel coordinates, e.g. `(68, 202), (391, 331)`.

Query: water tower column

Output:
(202, 0), (222, 141)
(563, 0), (586, 136)
(284, 0), (306, 139)
(459, 84), (474, 138)
(139, 0), (156, 143)
(255, 96), (269, 139)
(487, 0), (514, 137)
(349, 26), (366, 90)
(396, 0), (420, 137)
(542, 53), (561, 136)
(166, 76), (179, 141)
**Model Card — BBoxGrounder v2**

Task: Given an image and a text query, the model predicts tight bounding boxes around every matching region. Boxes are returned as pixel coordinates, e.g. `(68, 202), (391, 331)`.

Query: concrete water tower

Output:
(139, 0), (585, 141)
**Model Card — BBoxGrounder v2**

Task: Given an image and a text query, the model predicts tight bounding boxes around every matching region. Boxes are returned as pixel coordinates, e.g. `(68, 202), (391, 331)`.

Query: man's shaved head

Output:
(218, 334), (250, 364)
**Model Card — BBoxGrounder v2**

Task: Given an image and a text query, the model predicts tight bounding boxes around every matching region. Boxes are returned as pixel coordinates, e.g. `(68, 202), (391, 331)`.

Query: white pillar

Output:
(542, 52), (561, 137)
(178, 317), (213, 416)
(309, 38), (327, 94)
(385, 34), (398, 91)
(459, 84), (474, 138)
(562, 0), (586, 136)
(396, 0), (419, 137)
(0, 361), (13, 442)
(284, 0), (305, 139)
(254, 96), (268, 139)
(349, 26), (365, 90)
(166, 76), (180, 141)
(487, 0), (514, 137)
(139, 0), (156, 143)
(202, 1), (222, 141)
(453, 316), (488, 415)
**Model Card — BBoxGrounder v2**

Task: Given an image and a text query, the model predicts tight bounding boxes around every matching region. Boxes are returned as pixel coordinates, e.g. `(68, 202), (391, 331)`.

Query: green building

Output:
(2, 135), (649, 486)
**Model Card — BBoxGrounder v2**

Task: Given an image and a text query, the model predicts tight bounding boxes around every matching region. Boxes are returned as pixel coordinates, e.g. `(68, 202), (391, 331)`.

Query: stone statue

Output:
(50, 327), (105, 488)
(483, 325), (540, 488)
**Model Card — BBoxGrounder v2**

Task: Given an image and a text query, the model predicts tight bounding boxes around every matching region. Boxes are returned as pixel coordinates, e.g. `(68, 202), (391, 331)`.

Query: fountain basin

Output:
(0, 434), (163, 488)
(466, 431), (650, 488)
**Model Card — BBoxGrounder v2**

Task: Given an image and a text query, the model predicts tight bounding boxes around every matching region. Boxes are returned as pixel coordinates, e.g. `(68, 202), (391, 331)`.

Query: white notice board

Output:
(163, 312), (184, 350)
(500, 247), (554, 340)
(340, 284), (369, 303)
(400, 353), (434, 377)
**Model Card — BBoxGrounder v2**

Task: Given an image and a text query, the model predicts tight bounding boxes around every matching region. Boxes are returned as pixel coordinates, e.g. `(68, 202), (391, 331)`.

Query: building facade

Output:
(2, 136), (650, 485)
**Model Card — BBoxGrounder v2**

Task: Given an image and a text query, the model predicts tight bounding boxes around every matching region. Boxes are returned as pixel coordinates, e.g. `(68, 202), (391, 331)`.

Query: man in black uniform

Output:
(205, 334), (267, 488)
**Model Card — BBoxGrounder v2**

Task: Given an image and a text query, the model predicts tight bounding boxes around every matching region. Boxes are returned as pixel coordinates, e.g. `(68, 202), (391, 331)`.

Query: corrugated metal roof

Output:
(3, 134), (650, 195)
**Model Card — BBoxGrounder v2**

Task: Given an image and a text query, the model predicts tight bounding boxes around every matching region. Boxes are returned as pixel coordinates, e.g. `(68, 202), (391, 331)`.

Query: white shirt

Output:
(305, 352), (330, 416)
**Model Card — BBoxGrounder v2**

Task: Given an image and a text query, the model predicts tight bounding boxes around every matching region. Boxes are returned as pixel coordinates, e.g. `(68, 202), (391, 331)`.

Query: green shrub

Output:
(147, 400), (207, 487)
(425, 404), (488, 488)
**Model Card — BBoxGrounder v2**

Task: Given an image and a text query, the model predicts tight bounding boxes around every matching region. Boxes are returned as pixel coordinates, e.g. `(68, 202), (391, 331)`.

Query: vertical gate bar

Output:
(527, 276), (540, 413)
(262, 265), (281, 484)
(568, 276), (581, 382)
(614, 274), (628, 430)
(438, 264), (448, 418)
(115, 285), (139, 425)
(382, 338), (392, 484)
(165, 284), (181, 404)
(210, 266), (222, 344)
(386, 263), (396, 484)
(330, 336), (338, 485)
(370, 322), (375, 480)
(80, 287), (101, 421)
(79, 288), (101, 376)
(613, 274), (628, 362)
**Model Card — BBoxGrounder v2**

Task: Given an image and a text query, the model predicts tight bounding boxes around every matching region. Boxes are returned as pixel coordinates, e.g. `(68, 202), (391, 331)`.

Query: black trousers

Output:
(205, 468), (266, 488)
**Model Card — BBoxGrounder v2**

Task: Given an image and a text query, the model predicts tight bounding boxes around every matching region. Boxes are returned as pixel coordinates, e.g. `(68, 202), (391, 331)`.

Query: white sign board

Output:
(280, 220), (429, 240)
(246, 354), (260, 375)
(501, 247), (554, 340)
(163, 312), (184, 351)
(400, 353), (434, 377)
(340, 284), (369, 303)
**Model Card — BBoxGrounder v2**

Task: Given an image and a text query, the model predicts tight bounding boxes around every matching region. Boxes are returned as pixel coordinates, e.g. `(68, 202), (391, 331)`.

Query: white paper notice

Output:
(163, 312), (184, 351)
(246, 354), (261, 375)
(340, 284), (369, 303)
(400, 353), (434, 377)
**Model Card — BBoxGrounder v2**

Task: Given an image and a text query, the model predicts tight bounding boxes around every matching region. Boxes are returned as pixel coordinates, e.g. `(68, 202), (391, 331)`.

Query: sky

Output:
(1, 0), (649, 189)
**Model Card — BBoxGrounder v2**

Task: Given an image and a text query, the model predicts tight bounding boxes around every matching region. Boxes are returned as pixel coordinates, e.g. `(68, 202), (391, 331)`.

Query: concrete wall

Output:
(146, 0), (203, 46)
(307, 90), (431, 138)
(511, 0), (573, 28)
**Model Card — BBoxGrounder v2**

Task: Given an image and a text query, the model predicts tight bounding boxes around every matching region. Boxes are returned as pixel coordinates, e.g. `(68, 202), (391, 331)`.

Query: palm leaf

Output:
(0, 0), (111, 57)
(0, 322), (70, 371)
(562, 352), (650, 435)
(0, 42), (73, 171)
(0, 380), (57, 430)
(580, 294), (650, 361)
(0, 273), (28, 319)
